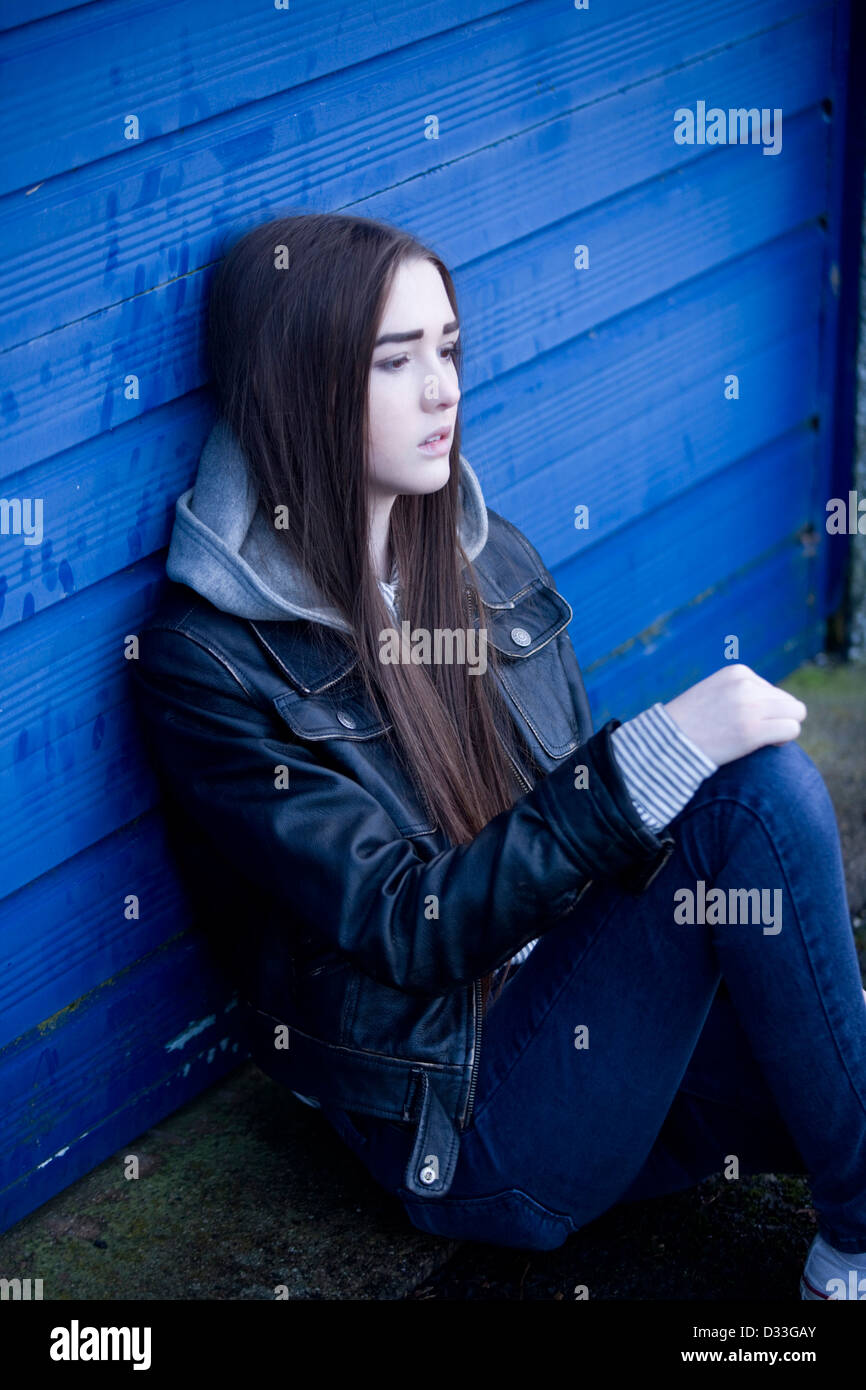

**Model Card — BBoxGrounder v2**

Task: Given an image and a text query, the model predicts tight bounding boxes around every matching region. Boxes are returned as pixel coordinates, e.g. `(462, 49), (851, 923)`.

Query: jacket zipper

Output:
(504, 744), (533, 793)
(463, 976), (483, 1128)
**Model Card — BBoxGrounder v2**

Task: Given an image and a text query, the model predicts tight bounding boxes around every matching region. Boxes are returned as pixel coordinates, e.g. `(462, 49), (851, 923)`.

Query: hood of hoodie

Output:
(165, 418), (489, 635)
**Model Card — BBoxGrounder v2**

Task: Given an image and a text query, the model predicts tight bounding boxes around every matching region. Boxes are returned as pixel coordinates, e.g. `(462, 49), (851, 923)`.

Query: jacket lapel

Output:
(248, 616), (358, 693)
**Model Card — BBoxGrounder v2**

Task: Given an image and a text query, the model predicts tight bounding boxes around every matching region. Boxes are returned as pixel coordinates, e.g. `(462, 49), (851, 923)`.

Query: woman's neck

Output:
(368, 488), (396, 582)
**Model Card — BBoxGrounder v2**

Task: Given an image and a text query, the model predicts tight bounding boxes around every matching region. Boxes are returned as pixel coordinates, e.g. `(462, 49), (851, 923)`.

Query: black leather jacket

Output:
(131, 509), (674, 1198)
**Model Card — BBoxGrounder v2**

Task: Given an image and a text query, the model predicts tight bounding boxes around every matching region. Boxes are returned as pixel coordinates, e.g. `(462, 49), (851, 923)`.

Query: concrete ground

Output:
(1, 658), (864, 1300)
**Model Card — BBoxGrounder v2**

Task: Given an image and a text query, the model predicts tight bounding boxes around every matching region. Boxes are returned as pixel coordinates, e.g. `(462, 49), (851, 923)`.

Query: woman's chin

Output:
(413, 454), (452, 489)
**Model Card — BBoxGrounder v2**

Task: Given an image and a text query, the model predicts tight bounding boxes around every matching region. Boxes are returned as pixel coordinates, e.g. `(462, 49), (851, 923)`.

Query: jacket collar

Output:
(172, 422), (567, 694)
(249, 555), (572, 694)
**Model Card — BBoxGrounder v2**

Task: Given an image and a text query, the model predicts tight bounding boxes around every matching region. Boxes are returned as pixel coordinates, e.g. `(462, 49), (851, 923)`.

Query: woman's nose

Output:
(426, 374), (460, 408)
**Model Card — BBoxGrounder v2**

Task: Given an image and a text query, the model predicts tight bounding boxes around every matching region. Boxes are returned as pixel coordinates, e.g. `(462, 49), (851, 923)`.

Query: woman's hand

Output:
(664, 664), (807, 767)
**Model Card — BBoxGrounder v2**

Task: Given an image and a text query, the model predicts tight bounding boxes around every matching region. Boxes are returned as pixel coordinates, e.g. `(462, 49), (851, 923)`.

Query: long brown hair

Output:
(207, 212), (530, 993)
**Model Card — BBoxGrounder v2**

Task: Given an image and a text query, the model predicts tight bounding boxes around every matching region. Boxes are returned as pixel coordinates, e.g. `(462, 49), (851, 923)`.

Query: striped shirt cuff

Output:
(609, 702), (718, 832)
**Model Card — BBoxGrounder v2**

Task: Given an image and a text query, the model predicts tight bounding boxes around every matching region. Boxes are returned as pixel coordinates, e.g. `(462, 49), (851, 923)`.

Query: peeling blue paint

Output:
(165, 1015), (217, 1053)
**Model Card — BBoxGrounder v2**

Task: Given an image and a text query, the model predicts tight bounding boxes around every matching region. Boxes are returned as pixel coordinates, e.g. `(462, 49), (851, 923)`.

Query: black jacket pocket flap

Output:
(483, 578), (573, 658)
(273, 680), (392, 741)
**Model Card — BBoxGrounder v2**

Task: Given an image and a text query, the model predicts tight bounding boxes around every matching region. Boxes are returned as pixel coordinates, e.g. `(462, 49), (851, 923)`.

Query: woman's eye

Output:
(378, 344), (458, 371)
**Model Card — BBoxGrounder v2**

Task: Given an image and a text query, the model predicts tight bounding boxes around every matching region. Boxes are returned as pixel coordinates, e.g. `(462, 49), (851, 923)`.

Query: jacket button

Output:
(419, 1154), (439, 1184)
(510, 627), (532, 647)
(336, 710), (356, 729)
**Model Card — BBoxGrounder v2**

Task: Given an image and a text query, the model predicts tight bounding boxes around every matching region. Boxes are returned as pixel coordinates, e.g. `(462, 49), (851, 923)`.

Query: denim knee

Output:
(690, 739), (835, 840)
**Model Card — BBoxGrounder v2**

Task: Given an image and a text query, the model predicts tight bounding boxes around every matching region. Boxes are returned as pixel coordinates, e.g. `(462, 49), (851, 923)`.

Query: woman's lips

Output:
(417, 428), (452, 457)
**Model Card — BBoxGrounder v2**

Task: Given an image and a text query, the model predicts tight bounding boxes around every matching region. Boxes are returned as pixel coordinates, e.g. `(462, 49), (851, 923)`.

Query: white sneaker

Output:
(800, 987), (866, 1298)
(800, 1233), (866, 1299)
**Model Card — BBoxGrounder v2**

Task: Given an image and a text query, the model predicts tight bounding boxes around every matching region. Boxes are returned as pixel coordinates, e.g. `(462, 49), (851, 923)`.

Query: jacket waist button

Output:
(419, 1154), (439, 1184)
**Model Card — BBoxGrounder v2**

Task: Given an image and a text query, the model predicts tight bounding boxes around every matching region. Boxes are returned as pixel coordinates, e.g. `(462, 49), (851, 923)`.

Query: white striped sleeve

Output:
(509, 938), (539, 966)
(609, 702), (718, 832)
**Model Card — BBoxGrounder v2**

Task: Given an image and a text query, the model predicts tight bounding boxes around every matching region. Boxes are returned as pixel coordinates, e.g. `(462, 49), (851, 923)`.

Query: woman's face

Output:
(366, 257), (461, 503)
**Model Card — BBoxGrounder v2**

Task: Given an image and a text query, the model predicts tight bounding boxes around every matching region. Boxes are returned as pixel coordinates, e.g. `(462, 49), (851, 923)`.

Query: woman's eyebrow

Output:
(374, 318), (460, 347)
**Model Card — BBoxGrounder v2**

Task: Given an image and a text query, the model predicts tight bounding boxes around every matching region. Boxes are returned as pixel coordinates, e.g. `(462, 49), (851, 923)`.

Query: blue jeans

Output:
(321, 741), (866, 1254)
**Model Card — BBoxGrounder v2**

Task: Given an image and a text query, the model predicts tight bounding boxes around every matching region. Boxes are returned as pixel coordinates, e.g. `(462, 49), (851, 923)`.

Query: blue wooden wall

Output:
(0, 0), (857, 1232)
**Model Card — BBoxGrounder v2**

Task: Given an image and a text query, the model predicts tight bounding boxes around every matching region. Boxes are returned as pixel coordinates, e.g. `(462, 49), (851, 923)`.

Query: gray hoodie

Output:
(165, 417), (489, 629)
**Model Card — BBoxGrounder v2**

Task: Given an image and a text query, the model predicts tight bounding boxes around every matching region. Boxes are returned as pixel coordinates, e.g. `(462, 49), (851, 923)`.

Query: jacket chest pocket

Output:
(272, 678), (439, 838)
(482, 577), (591, 773)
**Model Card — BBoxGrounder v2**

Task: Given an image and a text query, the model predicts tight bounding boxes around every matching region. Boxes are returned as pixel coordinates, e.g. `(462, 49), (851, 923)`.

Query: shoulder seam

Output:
(146, 621), (260, 704)
(486, 509), (553, 585)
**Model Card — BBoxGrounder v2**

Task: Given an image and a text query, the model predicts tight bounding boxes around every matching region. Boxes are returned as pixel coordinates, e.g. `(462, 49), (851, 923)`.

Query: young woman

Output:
(132, 211), (866, 1300)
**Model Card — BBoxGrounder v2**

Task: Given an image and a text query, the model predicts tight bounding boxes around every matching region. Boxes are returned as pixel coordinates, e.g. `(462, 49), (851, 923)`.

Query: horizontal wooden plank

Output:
(470, 224), (822, 539)
(0, 933), (247, 1233)
(9, 0), (828, 195)
(499, 324), (821, 574)
(387, 118), (833, 412)
(0, 557), (166, 898)
(0, 0), (500, 191)
(583, 542), (822, 723)
(0, 392), (207, 628)
(2, 699), (159, 901)
(0, 0), (94, 34)
(0, 3), (830, 362)
(555, 425), (819, 670)
(571, 443), (819, 669)
(0, 811), (191, 1049)
(0, 551), (162, 767)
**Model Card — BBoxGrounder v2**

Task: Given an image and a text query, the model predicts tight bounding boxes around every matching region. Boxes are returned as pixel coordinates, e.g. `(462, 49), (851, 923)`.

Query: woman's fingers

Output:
(758, 716), (805, 745)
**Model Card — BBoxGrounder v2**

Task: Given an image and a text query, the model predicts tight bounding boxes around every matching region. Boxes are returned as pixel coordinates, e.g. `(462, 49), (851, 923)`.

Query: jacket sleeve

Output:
(131, 624), (675, 998)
